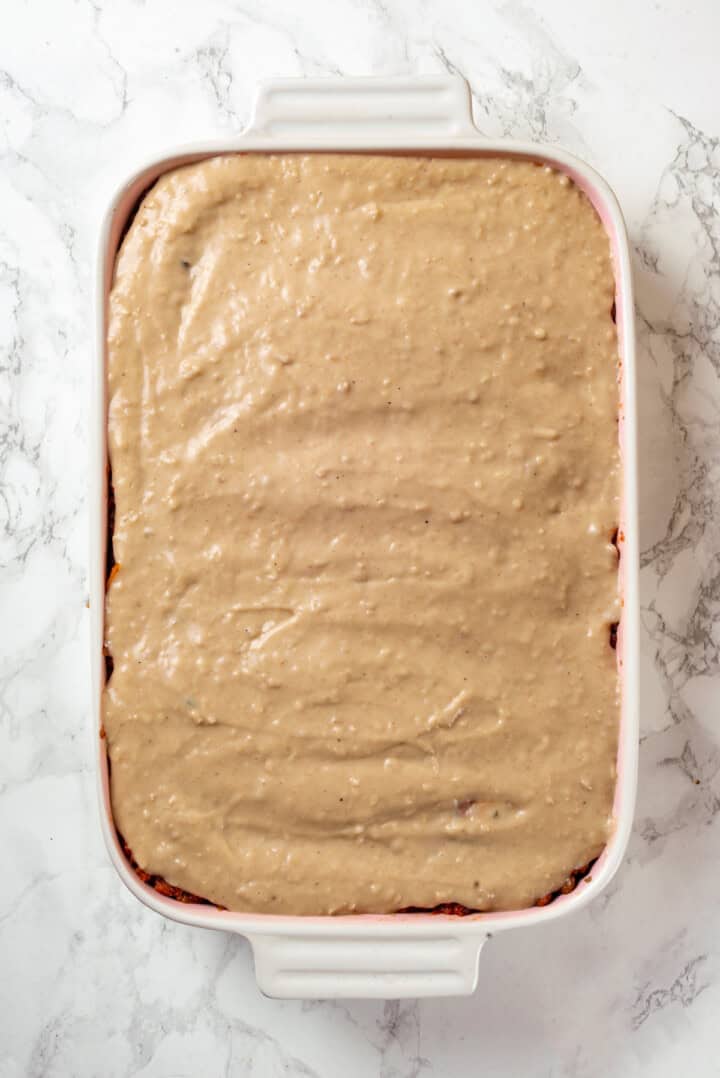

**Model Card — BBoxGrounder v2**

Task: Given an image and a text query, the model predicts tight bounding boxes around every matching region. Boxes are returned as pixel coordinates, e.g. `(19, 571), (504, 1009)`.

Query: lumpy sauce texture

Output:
(105, 154), (620, 914)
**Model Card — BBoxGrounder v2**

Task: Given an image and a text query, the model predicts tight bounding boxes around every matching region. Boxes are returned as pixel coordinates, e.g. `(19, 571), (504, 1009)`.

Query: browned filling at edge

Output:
(116, 823), (596, 913)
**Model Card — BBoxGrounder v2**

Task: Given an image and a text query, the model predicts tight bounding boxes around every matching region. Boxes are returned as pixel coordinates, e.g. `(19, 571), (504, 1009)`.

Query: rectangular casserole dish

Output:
(92, 75), (639, 999)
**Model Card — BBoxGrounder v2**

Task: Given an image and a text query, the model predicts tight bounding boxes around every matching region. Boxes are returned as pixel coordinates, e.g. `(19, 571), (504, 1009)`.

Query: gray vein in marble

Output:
(433, 1), (587, 146)
(495, 0), (583, 141)
(377, 1001), (429, 1078)
(86, 0), (130, 117)
(632, 956), (710, 1030)
(347, 0), (411, 66)
(230, 5), (345, 76)
(194, 25), (238, 125)
(638, 114), (720, 568)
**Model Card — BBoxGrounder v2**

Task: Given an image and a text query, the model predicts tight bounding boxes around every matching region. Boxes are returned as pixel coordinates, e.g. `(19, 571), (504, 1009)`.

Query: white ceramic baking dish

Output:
(91, 75), (639, 999)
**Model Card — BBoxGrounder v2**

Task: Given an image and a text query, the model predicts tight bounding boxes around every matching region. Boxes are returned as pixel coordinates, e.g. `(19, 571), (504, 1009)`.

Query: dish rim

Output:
(90, 74), (639, 991)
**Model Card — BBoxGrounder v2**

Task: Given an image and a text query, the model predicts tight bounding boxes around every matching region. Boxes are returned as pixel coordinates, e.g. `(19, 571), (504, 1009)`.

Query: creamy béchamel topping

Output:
(105, 154), (620, 915)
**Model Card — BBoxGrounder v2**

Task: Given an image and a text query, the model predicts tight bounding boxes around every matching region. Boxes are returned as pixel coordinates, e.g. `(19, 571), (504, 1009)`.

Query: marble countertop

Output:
(2, 1), (720, 1074)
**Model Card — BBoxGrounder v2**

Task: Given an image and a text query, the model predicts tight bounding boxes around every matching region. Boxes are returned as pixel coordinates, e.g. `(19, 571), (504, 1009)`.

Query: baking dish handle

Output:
(247, 75), (476, 139)
(247, 928), (488, 999)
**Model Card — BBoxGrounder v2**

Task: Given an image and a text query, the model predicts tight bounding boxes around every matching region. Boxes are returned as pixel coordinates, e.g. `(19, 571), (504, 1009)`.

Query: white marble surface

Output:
(2, 0), (720, 1074)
